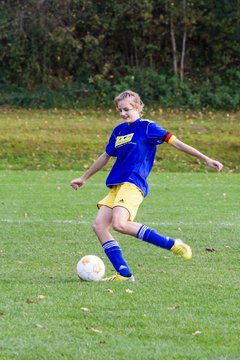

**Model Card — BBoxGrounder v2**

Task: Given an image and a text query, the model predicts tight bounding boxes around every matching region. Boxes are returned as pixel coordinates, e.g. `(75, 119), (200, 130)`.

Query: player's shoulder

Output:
(140, 118), (162, 130)
(140, 118), (161, 126)
(140, 118), (154, 124)
(139, 118), (156, 128)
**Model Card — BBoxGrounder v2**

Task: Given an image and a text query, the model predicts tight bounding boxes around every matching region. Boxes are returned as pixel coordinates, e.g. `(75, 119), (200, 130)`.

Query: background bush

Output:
(1, 67), (239, 110)
(0, 1), (239, 110)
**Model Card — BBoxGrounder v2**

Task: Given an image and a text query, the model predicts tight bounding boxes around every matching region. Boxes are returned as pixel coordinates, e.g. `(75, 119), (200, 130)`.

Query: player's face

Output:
(117, 98), (140, 123)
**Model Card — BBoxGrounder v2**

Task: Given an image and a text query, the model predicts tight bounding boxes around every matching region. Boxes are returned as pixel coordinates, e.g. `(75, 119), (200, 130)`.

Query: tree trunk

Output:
(180, 0), (187, 81)
(170, 14), (178, 76)
(180, 29), (186, 81)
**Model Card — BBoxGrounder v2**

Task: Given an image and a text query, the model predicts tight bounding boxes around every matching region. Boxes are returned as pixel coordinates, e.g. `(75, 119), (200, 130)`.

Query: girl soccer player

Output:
(70, 90), (223, 281)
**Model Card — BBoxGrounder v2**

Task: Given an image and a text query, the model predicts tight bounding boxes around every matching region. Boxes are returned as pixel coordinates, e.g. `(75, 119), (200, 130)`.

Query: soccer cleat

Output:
(171, 239), (192, 260)
(102, 273), (135, 282)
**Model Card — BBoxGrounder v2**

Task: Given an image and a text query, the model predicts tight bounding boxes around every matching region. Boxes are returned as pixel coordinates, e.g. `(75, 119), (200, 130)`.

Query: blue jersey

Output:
(105, 118), (175, 197)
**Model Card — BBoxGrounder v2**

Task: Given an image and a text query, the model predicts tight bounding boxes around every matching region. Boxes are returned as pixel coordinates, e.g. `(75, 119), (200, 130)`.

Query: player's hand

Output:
(70, 177), (86, 190)
(206, 159), (224, 172)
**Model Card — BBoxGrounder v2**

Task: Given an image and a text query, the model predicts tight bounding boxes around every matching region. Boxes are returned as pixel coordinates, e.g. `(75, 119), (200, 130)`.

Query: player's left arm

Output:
(171, 137), (224, 172)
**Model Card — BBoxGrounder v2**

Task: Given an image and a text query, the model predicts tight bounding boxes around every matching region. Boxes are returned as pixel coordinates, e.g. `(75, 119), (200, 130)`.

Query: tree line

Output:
(0, 0), (239, 109)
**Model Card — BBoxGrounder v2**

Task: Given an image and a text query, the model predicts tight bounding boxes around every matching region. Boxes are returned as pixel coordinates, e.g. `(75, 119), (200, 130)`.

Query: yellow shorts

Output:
(97, 182), (144, 221)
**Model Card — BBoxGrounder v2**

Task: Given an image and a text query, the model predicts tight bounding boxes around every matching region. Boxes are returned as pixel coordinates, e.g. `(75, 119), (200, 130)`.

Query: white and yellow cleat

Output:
(171, 239), (192, 260)
(102, 273), (135, 282)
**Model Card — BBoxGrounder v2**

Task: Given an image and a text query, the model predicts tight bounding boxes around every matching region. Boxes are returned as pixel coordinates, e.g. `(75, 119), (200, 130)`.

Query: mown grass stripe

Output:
(0, 218), (238, 227)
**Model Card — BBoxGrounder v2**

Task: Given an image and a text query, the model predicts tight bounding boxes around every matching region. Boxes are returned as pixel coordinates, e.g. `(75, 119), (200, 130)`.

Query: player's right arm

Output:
(171, 138), (223, 171)
(70, 152), (111, 190)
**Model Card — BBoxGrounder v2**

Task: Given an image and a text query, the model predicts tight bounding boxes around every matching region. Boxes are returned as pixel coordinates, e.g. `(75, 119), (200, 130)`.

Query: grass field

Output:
(0, 170), (239, 359)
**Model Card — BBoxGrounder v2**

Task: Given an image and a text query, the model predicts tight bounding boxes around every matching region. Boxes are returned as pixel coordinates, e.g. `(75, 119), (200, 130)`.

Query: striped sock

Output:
(137, 225), (175, 250)
(102, 240), (132, 277)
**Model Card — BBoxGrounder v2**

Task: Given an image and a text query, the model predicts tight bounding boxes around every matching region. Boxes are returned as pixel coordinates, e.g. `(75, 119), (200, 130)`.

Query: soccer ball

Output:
(77, 255), (105, 281)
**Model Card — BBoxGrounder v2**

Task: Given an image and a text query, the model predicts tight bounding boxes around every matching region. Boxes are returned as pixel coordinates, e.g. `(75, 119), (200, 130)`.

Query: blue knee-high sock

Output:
(102, 240), (132, 277)
(137, 225), (175, 250)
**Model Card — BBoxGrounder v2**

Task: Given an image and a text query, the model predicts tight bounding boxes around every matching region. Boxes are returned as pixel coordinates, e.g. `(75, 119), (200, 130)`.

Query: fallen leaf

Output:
(81, 307), (90, 313)
(206, 248), (216, 252)
(37, 295), (45, 299)
(106, 288), (113, 293)
(88, 327), (102, 334)
(26, 299), (37, 304)
(192, 330), (201, 336)
(35, 324), (44, 329)
(167, 305), (180, 310)
(126, 288), (133, 294)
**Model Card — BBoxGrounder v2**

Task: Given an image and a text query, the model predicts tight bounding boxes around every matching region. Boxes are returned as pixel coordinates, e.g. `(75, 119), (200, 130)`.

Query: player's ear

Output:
(133, 103), (141, 111)
(136, 103), (143, 115)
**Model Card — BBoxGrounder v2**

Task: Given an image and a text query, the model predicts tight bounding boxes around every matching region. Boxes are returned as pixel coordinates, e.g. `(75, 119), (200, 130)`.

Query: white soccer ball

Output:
(77, 255), (105, 281)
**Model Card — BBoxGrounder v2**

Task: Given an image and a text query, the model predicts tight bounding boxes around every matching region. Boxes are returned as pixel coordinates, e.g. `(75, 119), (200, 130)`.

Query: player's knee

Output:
(92, 219), (102, 235)
(112, 217), (127, 233)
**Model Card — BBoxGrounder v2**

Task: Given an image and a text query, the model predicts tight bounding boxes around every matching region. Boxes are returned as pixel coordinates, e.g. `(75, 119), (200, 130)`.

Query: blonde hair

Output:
(114, 90), (144, 113)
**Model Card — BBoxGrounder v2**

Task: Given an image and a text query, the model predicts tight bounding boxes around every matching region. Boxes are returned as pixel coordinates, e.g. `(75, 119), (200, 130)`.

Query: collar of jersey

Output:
(127, 117), (141, 125)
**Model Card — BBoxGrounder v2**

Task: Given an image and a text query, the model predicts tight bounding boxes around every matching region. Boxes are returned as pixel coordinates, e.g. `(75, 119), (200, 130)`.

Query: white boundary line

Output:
(0, 218), (238, 227)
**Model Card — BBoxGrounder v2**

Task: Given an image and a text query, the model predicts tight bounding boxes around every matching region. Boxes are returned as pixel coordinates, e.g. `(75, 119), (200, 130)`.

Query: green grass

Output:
(0, 170), (239, 359)
(0, 108), (239, 172)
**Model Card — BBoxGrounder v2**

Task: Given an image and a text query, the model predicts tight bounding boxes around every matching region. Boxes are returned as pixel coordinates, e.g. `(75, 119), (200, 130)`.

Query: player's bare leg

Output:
(92, 206), (113, 244)
(112, 206), (142, 235)
(112, 206), (192, 260)
(93, 205), (134, 279)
